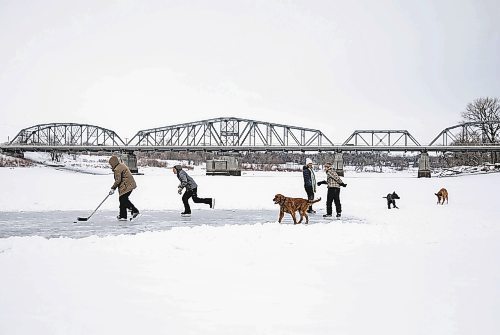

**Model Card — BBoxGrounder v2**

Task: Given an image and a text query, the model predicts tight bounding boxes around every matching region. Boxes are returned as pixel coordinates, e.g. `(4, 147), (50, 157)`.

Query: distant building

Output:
(285, 162), (299, 170)
(206, 156), (241, 176)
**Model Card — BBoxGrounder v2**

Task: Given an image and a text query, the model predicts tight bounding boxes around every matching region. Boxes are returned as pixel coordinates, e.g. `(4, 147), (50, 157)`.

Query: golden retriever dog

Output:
(273, 194), (321, 224)
(435, 188), (448, 205)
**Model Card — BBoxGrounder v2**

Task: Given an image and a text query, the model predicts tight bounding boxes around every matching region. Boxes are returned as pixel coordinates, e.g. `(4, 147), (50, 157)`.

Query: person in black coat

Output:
(302, 158), (317, 213)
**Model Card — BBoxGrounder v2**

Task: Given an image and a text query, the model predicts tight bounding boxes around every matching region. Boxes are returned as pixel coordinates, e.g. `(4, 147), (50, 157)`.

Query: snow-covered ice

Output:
(0, 209), (286, 239)
(1, 165), (500, 334)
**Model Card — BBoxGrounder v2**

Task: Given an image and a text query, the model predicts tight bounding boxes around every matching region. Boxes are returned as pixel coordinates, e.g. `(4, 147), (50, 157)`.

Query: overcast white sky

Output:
(0, 0), (499, 144)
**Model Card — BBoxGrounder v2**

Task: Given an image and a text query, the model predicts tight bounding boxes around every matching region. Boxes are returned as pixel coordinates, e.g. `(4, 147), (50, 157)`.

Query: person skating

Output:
(173, 165), (214, 216)
(108, 155), (139, 221)
(302, 158), (317, 213)
(317, 162), (347, 218)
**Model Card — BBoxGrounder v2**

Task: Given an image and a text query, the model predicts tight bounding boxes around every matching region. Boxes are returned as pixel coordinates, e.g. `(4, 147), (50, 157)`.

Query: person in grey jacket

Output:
(173, 165), (214, 215)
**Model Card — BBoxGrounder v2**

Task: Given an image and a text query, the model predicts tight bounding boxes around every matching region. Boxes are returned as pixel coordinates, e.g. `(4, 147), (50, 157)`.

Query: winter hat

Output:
(109, 155), (120, 169)
(305, 158), (313, 165)
(174, 164), (182, 171)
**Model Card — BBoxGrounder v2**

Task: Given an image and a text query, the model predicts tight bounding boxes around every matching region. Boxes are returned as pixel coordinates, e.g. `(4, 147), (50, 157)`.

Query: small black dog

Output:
(383, 192), (400, 209)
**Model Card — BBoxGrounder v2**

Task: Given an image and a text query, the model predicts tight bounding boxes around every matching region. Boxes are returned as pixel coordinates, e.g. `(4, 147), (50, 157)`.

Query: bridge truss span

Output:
(9, 123), (126, 146)
(342, 130), (420, 147)
(127, 117), (334, 147)
(429, 121), (500, 146)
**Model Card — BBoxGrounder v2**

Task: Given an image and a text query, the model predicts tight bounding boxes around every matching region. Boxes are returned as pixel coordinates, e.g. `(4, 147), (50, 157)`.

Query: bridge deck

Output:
(2, 144), (500, 153)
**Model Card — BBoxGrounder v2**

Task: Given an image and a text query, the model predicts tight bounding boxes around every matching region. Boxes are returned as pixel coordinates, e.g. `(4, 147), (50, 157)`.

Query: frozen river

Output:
(0, 209), (367, 239)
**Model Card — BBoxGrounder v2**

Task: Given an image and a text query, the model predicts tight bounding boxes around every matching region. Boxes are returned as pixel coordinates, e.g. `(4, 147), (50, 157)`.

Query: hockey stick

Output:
(76, 193), (110, 221)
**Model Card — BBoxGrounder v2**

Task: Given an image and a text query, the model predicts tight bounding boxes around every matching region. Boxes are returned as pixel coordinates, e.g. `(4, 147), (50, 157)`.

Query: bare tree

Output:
(461, 97), (500, 143)
(461, 97), (500, 163)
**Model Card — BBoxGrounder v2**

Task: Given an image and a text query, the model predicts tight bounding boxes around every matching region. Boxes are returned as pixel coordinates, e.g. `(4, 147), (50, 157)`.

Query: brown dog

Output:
(273, 194), (321, 224)
(435, 188), (448, 205)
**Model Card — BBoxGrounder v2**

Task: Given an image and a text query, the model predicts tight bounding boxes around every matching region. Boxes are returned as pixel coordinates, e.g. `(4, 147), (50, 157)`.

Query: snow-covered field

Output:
(1, 165), (500, 334)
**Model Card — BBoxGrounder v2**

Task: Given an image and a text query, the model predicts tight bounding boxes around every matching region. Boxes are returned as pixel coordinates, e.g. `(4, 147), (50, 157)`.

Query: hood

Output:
(109, 155), (120, 169)
(174, 165), (183, 171)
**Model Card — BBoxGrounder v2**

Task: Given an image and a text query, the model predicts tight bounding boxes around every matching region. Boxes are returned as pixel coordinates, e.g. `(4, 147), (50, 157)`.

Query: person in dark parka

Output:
(302, 158), (317, 213)
(173, 165), (214, 215)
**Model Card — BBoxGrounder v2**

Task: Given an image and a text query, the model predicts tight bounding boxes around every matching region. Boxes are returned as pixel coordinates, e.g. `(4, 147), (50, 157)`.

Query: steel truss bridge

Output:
(1, 118), (500, 153)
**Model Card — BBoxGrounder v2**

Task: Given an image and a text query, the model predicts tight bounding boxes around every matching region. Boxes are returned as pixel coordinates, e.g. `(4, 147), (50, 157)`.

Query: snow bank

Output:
(1, 218), (499, 334)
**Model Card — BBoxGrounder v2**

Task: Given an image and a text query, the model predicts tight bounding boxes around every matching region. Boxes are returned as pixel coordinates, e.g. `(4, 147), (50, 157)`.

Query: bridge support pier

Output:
(51, 151), (62, 162)
(333, 152), (344, 177)
(120, 152), (139, 174)
(418, 151), (431, 178)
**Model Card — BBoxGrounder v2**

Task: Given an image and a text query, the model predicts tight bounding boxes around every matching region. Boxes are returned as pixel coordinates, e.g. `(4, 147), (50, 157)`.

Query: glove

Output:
(317, 181), (327, 186)
(340, 183), (347, 187)
(177, 187), (183, 195)
(109, 189), (115, 195)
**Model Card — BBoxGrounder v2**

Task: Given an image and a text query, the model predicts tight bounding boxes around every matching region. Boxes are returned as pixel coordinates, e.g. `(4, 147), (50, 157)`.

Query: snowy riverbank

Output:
(1, 167), (499, 334)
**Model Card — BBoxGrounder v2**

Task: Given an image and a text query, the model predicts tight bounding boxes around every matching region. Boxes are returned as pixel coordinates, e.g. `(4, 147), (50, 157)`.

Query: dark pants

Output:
(119, 191), (138, 219)
(326, 187), (341, 215)
(304, 185), (315, 212)
(182, 188), (212, 213)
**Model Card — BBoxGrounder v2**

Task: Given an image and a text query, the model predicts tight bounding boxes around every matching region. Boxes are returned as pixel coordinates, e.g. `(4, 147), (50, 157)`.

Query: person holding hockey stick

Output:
(317, 162), (347, 218)
(109, 155), (139, 221)
(173, 165), (214, 216)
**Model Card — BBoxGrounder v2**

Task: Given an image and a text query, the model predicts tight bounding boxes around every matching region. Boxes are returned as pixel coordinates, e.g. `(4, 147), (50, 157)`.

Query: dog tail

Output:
(382, 196), (387, 198)
(309, 197), (321, 204)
